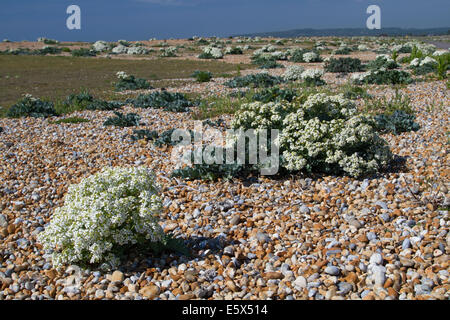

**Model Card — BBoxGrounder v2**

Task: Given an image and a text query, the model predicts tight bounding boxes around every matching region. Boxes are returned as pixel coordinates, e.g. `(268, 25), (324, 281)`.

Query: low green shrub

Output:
(366, 55), (399, 70)
(324, 58), (365, 73)
(334, 47), (352, 55)
(374, 110), (420, 134)
(251, 87), (298, 103)
(114, 71), (152, 91)
(353, 69), (413, 85)
(251, 56), (283, 69)
(103, 111), (140, 127)
(128, 91), (193, 112)
(50, 117), (89, 124)
(7, 94), (58, 118)
(192, 70), (213, 82)
(71, 48), (97, 57)
(224, 73), (284, 88)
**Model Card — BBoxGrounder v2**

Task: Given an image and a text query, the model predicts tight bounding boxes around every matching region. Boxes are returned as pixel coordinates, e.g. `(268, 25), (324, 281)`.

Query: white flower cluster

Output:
(302, 51), (319, 62)
(93, 40), (110, 52)
(410, 56), (437, 67)
(282, 65), (305, 81)
(112, 44), (128, 54)
(376, 54), (395, 63)
(433, 50), (448, 57)
(201, 46), (223, 59)
(231, 101), (293, 130)
(160, 46), (178, 57)
(279, 94), (391, 177)
(392, 41), (437, 55)
(127, 46), (150, 55)
(116, 71), (131, 80)
(38, 167), (164, 268)
(301, 68), (324, 82)
(358, 44), (369, 51)
(351, 71), (371, 84)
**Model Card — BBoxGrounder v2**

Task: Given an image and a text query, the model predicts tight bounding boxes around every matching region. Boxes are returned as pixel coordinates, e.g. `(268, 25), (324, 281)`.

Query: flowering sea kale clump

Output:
(282, 65), (305, 81)
(38, 167), (165, 268)
(352, 69), (412, 85)
(366, 55), (399, 71)
(228, 94), (392, 178)
(279, 94), (392, 177)
(409, 56), (438, 75)
(160, 46), (178, 57)
(301, 68), (326, 86)
(114, 71), (152, 91)
(198, 46), (223, 59)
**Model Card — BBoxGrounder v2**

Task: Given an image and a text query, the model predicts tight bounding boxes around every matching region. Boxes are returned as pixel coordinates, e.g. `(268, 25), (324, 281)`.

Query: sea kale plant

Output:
(224, 73), (284, 88)
(103, 111), (141, 127)
(128, 91), (193, 112)
(192, 70), (213, 82)
(114, 71), (152, 92)
(301, 69), (326, 86)
(198, 46), (223, 59)
(366, 55), (399, 71)
(37, 167), (165, 269)
(352, 69), (413, 85)
(280, 94), (392, 177)
(7, 94), (58, 118)
(324, 57), (365, 73)
(282, 65), (305, 81)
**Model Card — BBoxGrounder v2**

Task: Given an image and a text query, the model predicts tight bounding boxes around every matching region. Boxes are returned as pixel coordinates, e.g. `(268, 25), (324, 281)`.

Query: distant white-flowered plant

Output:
(432, 50), (448, 56)
(420, 56), (438, 66)
(160, 46), (178, 57)
(93, 41), (109, 52)
(351, 71), (371, 84)
(301, 68), (324, 83)
(201, 46), (223, 59)
(283, 65), (305, 81)
(358, 44), (369, 51)
(127, 46), (149, 55)
(116, 71), (131, 80)
(38, 167), (164, 269)
(112, 44), (128, 54)
(303, 51), (320, 62)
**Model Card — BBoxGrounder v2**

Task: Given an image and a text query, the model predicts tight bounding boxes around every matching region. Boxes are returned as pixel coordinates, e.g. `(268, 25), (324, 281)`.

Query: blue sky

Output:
(0, 0), (449, 41)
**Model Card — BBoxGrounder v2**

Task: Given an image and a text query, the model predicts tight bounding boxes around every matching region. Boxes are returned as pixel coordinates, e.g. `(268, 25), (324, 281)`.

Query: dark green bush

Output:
(192, 70), (213, 82)
(224, 73), (284, 88)
(71, 48), (97, 57)
(251, 87), (298, 103)
(342, 85), (372, 100)
(38, 46), (62, 55)
(50, 117), (89, 124)
(364, 69), (413, 85)
(87, 100), (125, 111)
(366, 56), (399, 70)
(63, 91), (94, 109)
(227, 47), (243, 54)
(288, 48), (309, 62)
(334, 47), (352, 55)
(114, 76), (152, 92)
(324, 58), (365, 73)
(251, 56), (283, 69)
(374, 110), (420, 134)
(103, 111), (140, 127)
(7, 95), (58, 118)
(128, 91), (193, 112)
